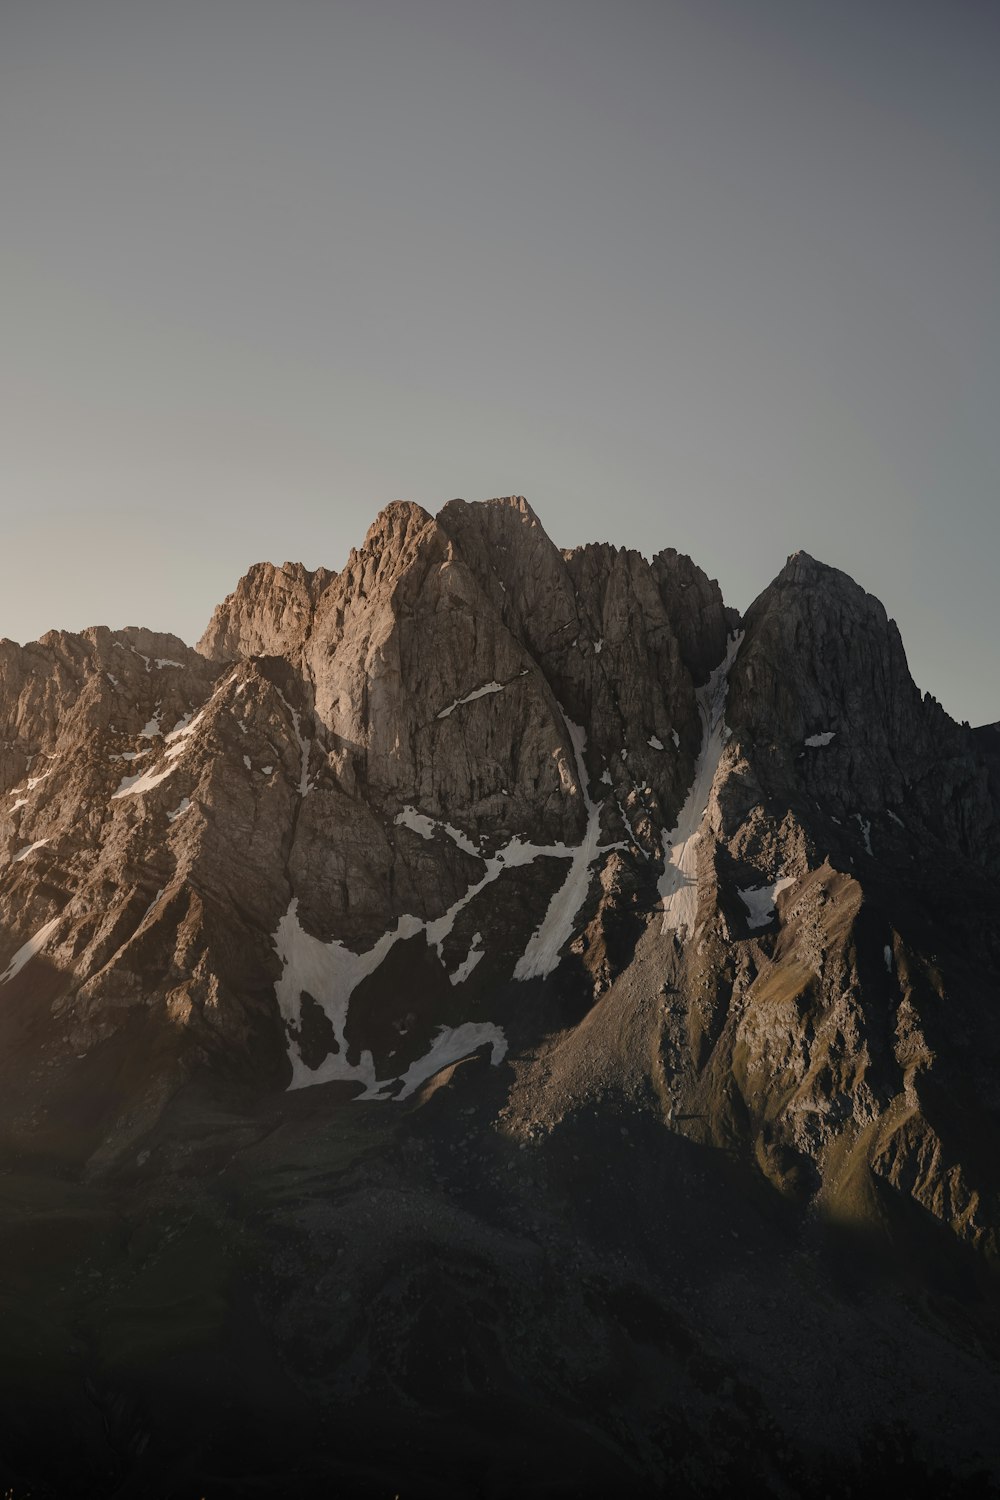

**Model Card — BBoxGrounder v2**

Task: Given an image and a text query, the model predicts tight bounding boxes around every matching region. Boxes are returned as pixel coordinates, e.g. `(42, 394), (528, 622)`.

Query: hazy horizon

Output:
(3, 0), (997, 723)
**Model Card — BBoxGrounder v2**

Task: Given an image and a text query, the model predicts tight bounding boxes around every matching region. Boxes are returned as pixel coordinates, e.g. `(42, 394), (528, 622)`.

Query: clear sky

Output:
(2, 0), (997, 724)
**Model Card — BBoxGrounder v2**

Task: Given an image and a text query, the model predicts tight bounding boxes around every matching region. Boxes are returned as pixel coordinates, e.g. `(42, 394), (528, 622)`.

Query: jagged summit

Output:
(0, 496), (998, 1496)
(197, 557), (335, 662)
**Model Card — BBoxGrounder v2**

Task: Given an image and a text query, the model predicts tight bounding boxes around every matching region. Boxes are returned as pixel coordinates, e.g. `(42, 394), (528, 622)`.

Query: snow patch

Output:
(395, 805), (480, 858)
(167, 798), (191, 823)
(274, 901), (501, 1098)
(738, 876), (796, 930)
(659, 633), (743, 940)
(805, 731), (836, 748)
(12, 839), (50, 863)
(855, 814), (873, 856)
(165, 712), (194, 740)
(272, 688), (311, 795)
(647, 736), (664, 751)
(140, 713), (162, 738)
(0, 918), (61, 985)
(888, 809), (906, 828)
(437, 680), (504, 719)
(395, 806), (436, 841)
(594, 639), (604, 655)
(514, 719), (606, 981)
(243, 755), (252, 771)
(140, 888), (165, 924)
(449, 931), (485, 986)
(617, 797), (644, 853)
(274, 900), (416, 1091)
(112, 762), (178, 800)
(884, 944), (893, 973)
(386, 1024), (507, 1100)
(261, 764), (274, 776)
(154, 658), (184, 670)
(671, 729), (680, 749)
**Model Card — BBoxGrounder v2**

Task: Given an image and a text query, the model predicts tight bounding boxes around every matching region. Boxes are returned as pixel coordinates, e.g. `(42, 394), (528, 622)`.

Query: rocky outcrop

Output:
(727, 550), (1000, 875)
(196, 559), (335, 662)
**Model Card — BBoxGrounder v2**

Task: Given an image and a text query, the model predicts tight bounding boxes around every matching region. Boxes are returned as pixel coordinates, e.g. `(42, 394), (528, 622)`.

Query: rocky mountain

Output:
(0, 496), (998, 1498)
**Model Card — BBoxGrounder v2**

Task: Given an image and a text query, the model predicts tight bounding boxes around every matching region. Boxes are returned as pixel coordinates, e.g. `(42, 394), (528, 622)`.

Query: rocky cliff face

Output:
(0, 498), (998, 1498)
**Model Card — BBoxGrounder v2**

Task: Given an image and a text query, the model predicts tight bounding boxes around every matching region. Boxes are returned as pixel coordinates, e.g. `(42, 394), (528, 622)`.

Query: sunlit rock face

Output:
(1, 497), (999, 1497)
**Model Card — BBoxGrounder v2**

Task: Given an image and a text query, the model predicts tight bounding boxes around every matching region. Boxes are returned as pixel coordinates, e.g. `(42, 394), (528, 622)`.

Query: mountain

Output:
(1, 497), (998, 1498)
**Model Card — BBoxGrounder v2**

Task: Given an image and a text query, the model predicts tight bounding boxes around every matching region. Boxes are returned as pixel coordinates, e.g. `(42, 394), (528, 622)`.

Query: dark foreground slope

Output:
(0, 499), (997, 1498)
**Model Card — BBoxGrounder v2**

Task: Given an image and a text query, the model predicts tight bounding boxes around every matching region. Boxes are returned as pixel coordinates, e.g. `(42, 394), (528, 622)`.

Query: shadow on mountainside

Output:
(0, 1053), (998, 1499)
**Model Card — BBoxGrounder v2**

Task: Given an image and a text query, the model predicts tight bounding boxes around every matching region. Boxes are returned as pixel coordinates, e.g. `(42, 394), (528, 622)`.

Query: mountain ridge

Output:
(0, 495), (997, 1497)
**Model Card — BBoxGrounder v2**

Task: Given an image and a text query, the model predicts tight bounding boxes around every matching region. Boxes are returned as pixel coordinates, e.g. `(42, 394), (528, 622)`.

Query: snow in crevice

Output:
(112, 677), (236, 801)
(122, 643), (151, 671)
(449, 931), (485, 986)
(805, 731), (836, 748)
(0, 918), (61, 985)
(514, 718), (615, 981)
(884, 943), (893, 973)
(888, 809), (906, 828)
(272, 687), (311, 795)
(738, 876), (796, 930)
(167, 798), (191, 823)
(164, 707), (207, 751)
(658, 632), (744, 939)
(377, 1023), (507, 1101)
(112, 762), (179, 800)
(395, 805), (480, 859)
(616, 797), (645, 856)
(855, 814), (873, 856)
(437, 680), (504, 719)
(112, 707), (201, 799)
(154, 658), (184, 670)
(140, 888), (165, 925)
(671, 729), (680, 749)
(11, 839), (50, 863)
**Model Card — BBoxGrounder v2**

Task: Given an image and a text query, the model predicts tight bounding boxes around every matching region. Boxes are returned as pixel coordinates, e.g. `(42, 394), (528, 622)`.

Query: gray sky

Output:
(2, 0), (997, 723)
